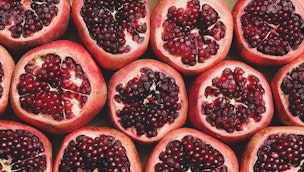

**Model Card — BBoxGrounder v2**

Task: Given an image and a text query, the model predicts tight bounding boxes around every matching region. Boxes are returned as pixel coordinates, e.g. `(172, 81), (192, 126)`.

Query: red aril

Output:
(232, 0), (304, 66)
(107, 59), (188, 144)
(188, 60), (274, 144)
(0, 46), (15, 115)
(53, 126), (142, 172)
(271, 55), (304, 127)
(0, 0), (70, 51)
(0, 120), (52, 172)
(145, 127), (239, 172)
(150, 0), (233, 75)
(10, 40), (107, 134)
(241, 126), (304, 171)
(72, 0), (150, 70)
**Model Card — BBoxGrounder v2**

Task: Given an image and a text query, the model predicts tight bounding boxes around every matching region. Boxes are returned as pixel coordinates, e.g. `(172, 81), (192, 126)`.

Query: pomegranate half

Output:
(232, 0), (304, 66)
(271, 55), (304, 127)
(150, 0), (233, 75)
(0, 0), (70, 51)
(145, 127), (239, 172)
(53, 126), (142, 171)
(0, 120), (52, 172)
(188, 60), (274, 144)
(0, 46), (15, 115)
(107, 59), (188, 144)
(10, 40), (107, 134)
(72, 0), (150, 70)
(241, 126), (304, 171)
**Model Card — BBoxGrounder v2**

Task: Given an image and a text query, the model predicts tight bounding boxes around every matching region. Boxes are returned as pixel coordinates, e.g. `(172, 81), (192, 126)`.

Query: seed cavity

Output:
(162, 0), (226, 66)
(201, 67), (266, 133)
(80, 0), (147, 54)
(155, 135), (227, 171)
(16, 53), (91, 121)
(241, 0), (304, 56)
(59, 134), (131, 172)
(114, 67), (181, 138)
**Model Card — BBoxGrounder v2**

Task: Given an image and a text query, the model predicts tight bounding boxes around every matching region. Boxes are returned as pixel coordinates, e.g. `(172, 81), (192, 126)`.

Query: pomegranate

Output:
(232, 0), (304, 66)
(0, 120), (52, 172)
(10, 40), (107, 134)
(241, 126), (304, 171)
(145, 127), (239, 172)
(271, 55), (304, 127)
(0, 46), (15, 115)
(72, 0), (150, 70)
(0, 0), (70, 51)
(107, 59), (188, 144)
(150, 0), (233, 75)
(188, 60), (274, 144)
(53, 126), (142, 171)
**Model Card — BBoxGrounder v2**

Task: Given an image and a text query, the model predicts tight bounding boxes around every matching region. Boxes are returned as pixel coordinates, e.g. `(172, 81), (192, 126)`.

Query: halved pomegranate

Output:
(53, 126), (142, 171)
(107, 59), (188, 144)
(10, 40), (107, 134)
(145, 127), (239, 171)
(0, 0), (70, 51)
(150, 0), (233, 75)
(232, 0), (304, 66)
(0, 46), (15, 115)
(188, 60), (274, 144)
(0, 120), (52, 172)
(271, 55), (304, 127)
(72, 0), (150, 70)
(241, 126), (304, 171)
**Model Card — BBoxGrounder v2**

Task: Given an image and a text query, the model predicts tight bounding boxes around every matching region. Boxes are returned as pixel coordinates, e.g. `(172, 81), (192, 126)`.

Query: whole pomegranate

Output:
(145, 128), (239, 172)
(150, 0), (233, 75)
(271, 55), (304, 127)
(10, 40), (107, 134)
(233, 0), (304, 66)
(0, 0), (70, 51)
(0, 46), (15, 115)
(72, 0), (150, 70)
(241, 126), (304, 171)
(188, 60), (274, 144)
(0, 120), (52, 172)
(107, 59), (188, 144)
(53, 126), (142, 172)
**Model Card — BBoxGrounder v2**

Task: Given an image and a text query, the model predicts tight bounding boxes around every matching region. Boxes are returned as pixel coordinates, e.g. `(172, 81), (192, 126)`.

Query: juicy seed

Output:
(162, 0), (226, 66)
(241, 0), (304, 56)
(254, 133), (304, 171)
(80, 0), (147, 54)
(59, 134), (131, 172)
(0, 0), (60, 38)
(114, 67), (181, 138)
(202, 67), (266, 133)
(0, 129), (47, 172)
(155, 135), (227, 171)
(280, 62), (304, 122)
(0, 62), (4, 98)
(16, 54), (91, 121)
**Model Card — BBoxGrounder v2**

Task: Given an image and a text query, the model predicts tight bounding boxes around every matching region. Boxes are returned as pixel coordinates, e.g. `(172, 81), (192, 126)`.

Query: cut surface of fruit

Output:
(10, 40), (107, 134)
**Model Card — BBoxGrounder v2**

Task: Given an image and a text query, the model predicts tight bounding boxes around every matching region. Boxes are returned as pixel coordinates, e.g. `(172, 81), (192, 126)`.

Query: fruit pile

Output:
(0, 0), (304, 171)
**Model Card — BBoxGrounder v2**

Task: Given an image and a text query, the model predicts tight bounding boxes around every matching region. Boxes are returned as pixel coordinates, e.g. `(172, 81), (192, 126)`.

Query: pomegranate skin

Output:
(232, 0), (304, 66)
(71, 0), (150, 70)
(188, 60), (274, 144)
(0, 0), (70, 51)
(10, 40), (107, 134)
(271, 55), (304, 127)
(150, 0), (233, 75)
(145, 127), (239, 172)
(0, 46), (15, 115)
(53, 126), (142, 172)
(0, 120), (53, 172)
(107, 59), (188, 144)
(241, 126), (304, 172)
